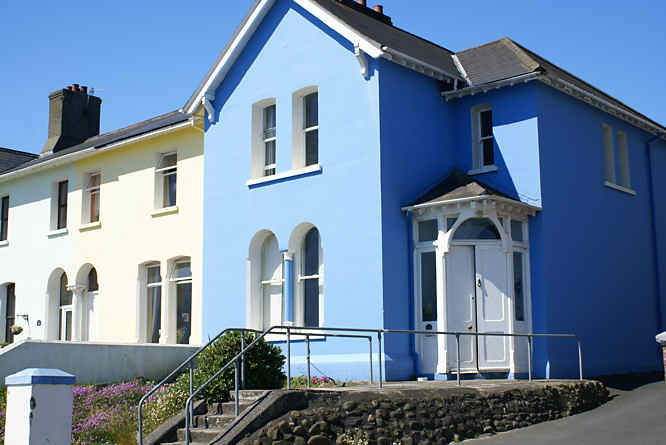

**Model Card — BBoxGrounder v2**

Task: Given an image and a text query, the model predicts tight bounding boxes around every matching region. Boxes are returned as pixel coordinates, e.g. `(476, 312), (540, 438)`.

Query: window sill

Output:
(604, 181), (636, 196)
(246, 164), (322, 187)
(47, 228), (68, 238)
(79, 221), (101, 232)
(468, 165), (498, 175)
(151, 206), (179, 217)
(0, 240), (7, 248)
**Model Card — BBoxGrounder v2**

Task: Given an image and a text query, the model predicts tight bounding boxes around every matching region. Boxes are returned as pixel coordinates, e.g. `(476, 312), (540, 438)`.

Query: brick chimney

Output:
(41, 84), (102, 155)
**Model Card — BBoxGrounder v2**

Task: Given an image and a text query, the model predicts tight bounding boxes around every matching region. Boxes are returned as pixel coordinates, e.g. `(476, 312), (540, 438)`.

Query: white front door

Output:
(416, 250), (438, 374)
(446, 244), (510, 371)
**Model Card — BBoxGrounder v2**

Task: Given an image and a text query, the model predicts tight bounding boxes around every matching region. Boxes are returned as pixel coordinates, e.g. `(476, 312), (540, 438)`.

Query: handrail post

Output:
(185, 398), (191, 445)
(287, 327), (291, 390)
(577, 339), (583, 380)
(378, 331), (383, 389)
(456, 334), (461, 386)
(241, 331), (246, 389)
(369, 337), (373, 384)
(189, 363), (194, 424)
(234, 360), (240, 416)
(138, 401), (144, 445)
(527, 336), (533, 382)
(306, 335), (311, 389)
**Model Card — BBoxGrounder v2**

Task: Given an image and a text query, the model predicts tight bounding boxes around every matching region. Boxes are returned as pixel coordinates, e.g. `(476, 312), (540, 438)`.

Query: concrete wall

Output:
(0, 125), (204, 346)
(202, 0), (383, 381)
(0, 340), (198, 384)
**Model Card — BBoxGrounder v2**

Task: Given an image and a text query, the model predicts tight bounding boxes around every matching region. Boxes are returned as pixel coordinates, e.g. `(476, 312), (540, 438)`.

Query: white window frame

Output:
(294, 230), (324, 328)
(292, 86), (319, 170)
(82, 172), (101, 224)
(50, 179), (69, 232)
(602, 123), (616, 184)
(169, 258), (192, 344)
(470, 104), (495, 170)
(616, 131), (631, 189)
(251, 99), (277, 179)
(0, 194), (9, 242)
(145, 263), (162, 343)
(602, 124), (635, 195)
(155, 152), (178, 209)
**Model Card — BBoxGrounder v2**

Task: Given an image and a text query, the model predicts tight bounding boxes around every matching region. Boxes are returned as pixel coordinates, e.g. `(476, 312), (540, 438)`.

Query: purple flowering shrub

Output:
(288, 375), (336, 388)
(72, 380), (153, 445)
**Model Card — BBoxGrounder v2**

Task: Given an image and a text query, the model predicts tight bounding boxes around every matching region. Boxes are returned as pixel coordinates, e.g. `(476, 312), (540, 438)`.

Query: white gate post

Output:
(4, 368), (75, 445)
(657, 333), (666, 382)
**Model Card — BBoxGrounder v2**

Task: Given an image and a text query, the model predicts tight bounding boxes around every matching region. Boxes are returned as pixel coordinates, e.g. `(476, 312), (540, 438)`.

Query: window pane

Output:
(265, 140), (276, 166)
(263, 104), (276, 133)
(452, 218), (500, 240)
(5, 284), (15, 343)
(147, 286), (161, 343)
(513, 252), (525, 321)
(147, 266), (161, 284)
(303, 228), (319, 276)
(418, 219), (438, 242)
(446, 217), (457, 232)
(305, 129), (318, 166)
(482, 139), (494, 166)
(60, 273), (72, 306)
(65, 311), (72, 341)
(174, 261), (192, 280)
(511, 221), (523, 242)
(480, 109), (493, 138)
(617, 131), (631, 188)
(57, 181), (68, 229)
(177, 282), (192, 344)
(88, 268), (98, 292)
(90, 191), (100, 223)
(420, 251), (437, 322)
(304, 93), (318, 128)
(602, 125), (616, 183)
(304, 278), (319, 327)
(159, 153), (177, 170)
(163, 172), (177, 207)
(88, 174), (100, 189)
(1, 196), (8, 241)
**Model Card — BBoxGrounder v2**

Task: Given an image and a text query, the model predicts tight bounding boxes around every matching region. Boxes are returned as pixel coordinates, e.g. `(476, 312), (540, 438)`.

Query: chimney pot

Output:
(357, 0), (367, 6)
(66, 86), (73, 91)
(81, 86), (88, 95)
(73, 83), (80, 91)
(373, 5), (383, 14)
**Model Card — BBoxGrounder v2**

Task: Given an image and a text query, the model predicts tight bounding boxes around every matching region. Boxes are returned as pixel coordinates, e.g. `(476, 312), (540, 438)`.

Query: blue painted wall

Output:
(535, 82), (662, 378)
(202, 0), (385, 381)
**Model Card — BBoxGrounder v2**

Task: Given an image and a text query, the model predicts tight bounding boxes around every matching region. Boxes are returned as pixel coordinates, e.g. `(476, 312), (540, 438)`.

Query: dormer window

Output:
(471, 104), (495, 171)
(263, 104), (277, 176)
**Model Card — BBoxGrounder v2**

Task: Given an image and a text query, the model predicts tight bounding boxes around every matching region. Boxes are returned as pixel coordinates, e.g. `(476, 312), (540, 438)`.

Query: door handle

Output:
(477, 278), (482, 288)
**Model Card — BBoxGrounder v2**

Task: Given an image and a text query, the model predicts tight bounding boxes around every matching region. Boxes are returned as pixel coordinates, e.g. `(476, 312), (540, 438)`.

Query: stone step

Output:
(228, 389), (267, 401)
(176, 427), (222, 442)
(193, 413), (235, 429)
(206, 401), (252, 415)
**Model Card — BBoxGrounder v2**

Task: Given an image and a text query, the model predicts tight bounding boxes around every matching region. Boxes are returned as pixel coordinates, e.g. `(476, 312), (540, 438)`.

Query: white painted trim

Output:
(443, 72), (542, 100)
(78, 221), (102, 232)
(47, 228), (68, 238)
(381, 46), (461, 82)
(402, 195), (541, 213)
(451, 54), (470, 85)
(604, 181), (636, 196)
(151, 206), (180, 217)
(467, 165), (498, 175)
(245, 164), (321, 186)
(354, 45), (369, 78)
(0, 120), (194, 184)
(0, 240), (8, 247)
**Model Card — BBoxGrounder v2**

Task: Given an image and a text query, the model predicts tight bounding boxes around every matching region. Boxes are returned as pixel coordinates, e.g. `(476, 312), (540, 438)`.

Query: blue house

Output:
(184, 0), (666, 381)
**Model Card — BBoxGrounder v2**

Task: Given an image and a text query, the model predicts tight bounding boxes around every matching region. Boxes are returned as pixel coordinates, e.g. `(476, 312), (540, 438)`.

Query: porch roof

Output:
(402, 169), (541, 214)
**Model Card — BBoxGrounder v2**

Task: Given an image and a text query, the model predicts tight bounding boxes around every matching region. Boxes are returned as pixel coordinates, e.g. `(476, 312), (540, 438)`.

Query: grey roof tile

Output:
(0, 148), (38, 173)
(411, 169), (512, 206)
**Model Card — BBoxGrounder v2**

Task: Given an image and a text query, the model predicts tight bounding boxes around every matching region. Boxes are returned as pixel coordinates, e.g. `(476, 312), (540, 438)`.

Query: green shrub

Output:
(1, 385), (5, 445)
(173, 331), (285, 404)
(142, 383), (189, 434)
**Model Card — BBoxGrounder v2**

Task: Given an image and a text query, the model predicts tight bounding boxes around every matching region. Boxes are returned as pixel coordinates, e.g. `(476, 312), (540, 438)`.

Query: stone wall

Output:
(240, 381), (608, 445)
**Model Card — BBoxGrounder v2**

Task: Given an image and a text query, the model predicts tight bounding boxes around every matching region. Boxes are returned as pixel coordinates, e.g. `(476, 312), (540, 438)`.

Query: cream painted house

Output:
(0, 85), (204, 347)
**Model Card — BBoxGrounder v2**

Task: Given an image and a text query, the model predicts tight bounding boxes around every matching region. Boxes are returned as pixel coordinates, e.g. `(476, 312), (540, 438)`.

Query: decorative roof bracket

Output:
(354, 44), (369, 79)
(202, 93), (217, 125)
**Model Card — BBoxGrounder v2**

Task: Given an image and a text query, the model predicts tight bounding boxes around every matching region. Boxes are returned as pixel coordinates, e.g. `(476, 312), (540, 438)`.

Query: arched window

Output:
(59, 273), (73, 341)
(452, 218), (500, 240)
(261, 236), (282, 330)
(302, 228), (320, 327)
(88, 268), (98, 292)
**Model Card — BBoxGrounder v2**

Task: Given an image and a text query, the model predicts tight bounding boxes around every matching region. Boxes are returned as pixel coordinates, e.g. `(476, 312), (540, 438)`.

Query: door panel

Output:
(475, 245), (510, 369)
(446, 246), (477, 370)
(417, 250), (438, 374)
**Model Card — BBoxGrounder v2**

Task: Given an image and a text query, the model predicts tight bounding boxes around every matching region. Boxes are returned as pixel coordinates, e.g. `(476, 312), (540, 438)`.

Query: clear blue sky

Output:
(1, 0), (664, 154)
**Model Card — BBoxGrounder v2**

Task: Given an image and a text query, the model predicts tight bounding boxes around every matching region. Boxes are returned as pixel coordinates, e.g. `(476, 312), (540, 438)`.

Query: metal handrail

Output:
(151, 324), (581, 445)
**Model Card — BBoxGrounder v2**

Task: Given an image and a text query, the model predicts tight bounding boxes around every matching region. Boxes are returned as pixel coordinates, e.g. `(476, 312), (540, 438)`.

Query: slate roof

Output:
(410, 169), (513, 207)
(454, 38), (665, 131)
(0, 148), (38, 173)
(0, 111), (190, 177)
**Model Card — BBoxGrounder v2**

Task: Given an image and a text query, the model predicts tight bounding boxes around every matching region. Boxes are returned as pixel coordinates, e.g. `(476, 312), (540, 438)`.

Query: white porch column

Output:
(69, 285), (86, 341)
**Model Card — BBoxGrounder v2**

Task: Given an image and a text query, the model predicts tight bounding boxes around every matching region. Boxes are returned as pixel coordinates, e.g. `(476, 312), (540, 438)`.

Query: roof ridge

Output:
(455, 37), (508, 55)
(501, 38), (541, 72)
(84, 110), (185, 144)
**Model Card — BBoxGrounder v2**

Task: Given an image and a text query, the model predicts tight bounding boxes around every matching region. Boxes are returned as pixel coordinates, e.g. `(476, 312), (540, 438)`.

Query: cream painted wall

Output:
(0, 124), (204, 346)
